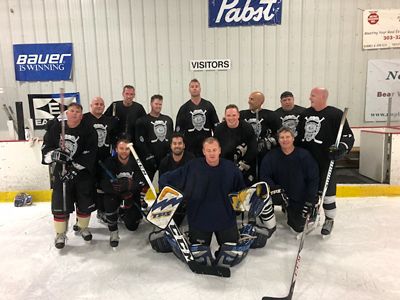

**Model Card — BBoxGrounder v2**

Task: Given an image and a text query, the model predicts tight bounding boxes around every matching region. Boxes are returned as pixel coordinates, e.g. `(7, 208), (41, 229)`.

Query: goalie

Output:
(151, 137), (259, 268)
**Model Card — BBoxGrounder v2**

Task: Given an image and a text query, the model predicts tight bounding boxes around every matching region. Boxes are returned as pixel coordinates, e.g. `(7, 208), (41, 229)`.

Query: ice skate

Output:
(79, 227), (93, 242)
(110, 230), (120, 248)
(321, 218), (334, 238)
(55, 232), (67, 249)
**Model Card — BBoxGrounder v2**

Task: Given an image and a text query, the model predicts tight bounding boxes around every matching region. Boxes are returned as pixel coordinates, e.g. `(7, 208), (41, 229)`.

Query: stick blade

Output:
(187, 261), (231, 278)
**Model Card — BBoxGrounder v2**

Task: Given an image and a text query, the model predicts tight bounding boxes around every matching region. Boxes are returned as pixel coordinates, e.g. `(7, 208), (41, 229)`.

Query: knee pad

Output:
(149, 229), (172, 253)
(189, 244), (213, 266)
(215, 238), (253, 268)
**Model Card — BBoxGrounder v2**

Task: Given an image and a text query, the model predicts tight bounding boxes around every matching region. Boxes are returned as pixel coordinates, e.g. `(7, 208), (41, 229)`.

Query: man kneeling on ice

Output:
(149, 137), (276, 268)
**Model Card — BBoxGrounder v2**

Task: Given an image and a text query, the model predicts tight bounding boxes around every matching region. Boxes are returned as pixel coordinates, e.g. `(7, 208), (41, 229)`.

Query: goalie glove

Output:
(233, 143), (248, 162)
(51, 149), (70, 164)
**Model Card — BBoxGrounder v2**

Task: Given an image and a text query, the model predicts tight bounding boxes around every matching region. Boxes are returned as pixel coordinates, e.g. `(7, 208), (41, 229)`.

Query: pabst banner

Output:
(209, 0), (282, 28)
(13, 43), (73, 81)
(28, 92), (80, 129)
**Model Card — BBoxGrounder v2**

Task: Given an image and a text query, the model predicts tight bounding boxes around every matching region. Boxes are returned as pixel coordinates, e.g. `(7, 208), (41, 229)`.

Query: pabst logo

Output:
(209, 0), (282, 28)
(368, 11), (379, 25)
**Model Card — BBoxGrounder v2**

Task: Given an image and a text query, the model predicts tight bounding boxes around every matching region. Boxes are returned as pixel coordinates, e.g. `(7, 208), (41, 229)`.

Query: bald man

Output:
(82, 97), (117, 224)
(296, 87), (354, 236)
(240, 91), (281, 183)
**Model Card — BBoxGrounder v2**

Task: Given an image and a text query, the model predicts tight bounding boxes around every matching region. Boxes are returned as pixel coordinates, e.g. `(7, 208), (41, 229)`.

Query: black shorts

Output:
(286, 205), (306, 233)
(188, 224), (239, 246)
(51, 170), (95, 215)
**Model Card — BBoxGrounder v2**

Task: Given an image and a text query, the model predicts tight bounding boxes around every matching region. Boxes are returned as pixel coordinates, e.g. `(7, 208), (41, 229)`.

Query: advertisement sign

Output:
(363, 9), (400, 50)
(28, 92), (80, 129)
(13, 43), (73, 81)
(365, 60), (400, 122)
(209, 0), (282, 28)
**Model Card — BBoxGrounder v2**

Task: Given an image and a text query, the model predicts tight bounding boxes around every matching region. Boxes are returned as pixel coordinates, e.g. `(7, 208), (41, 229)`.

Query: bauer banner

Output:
(365, 59), (400, 122)
(28, 92), (80, 129)
(208, 0), (282, 28)
(13, 43), (73, 81)
(363, 9), (400, 50)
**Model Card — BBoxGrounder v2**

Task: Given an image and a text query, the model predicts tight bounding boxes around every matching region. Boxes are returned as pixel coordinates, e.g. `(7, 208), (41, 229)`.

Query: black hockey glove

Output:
(233, 143), (248, 162)
(60, 166), (78, 182)
(270, 186), (289, 207)
(112, 177), (133, 193)
(257, 134), (277, 153)
(328, 143), (347, 160)
(302, 202), (317, 218)
(51, 149), (70, 164)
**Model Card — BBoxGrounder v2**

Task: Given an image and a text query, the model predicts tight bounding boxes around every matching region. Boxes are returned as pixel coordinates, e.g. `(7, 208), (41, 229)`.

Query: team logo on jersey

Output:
(93, 123), (108, 147)
(62, 134), (79, 158)
(303, 116), (325, 144)
(281, 115), (300, 137)
(245, 118), (264, 137)
(189, 109), (209, 132)
(151, 120), (168, 143)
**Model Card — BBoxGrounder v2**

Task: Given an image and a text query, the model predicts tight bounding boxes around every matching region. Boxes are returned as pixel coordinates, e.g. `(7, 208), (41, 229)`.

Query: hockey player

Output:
(158, 132), (195, 176)
(104, 85), (146, 141)
(214, 104), (257, 185)
(135, 94), (173, 179)
(41, 103), (98, 249)
(296, 87), (354, 236)
(175, 79), (219, 157)
(100, 138), (146, 247)
(158, 137), (265, 267)
(240, 91), (281, 181)
(275, 91), (306, 137)
(260, 127), (319, 233)
(82, 96), (116, 223)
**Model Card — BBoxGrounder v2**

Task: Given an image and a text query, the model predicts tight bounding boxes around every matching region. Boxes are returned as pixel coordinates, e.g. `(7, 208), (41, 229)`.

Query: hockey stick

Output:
(127, 142), (231, 278)
(262, 214), (311, 300)
(60, 88), (68, 216)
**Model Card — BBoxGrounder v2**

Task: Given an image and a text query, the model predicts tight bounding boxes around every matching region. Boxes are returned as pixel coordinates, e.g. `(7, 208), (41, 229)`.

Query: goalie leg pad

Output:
(165, 230), (186, 263)
(258, 198), (276, 231)
(149, 229), (172, 253)
(215, 238), (253, 268)
(189, 244), (213, 266)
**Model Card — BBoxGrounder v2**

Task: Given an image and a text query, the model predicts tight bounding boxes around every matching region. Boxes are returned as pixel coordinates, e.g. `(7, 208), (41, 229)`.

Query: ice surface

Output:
(0, 197), (399, 300)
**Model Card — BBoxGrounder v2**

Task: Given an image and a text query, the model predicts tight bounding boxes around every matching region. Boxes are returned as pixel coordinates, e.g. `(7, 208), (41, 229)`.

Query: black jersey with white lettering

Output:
(104, 101), (146, 141)
(275, 105), (306, 137)
(296, 106), (354, 167)
(135, 114), (174, 165)
(175, 98), (219, 157)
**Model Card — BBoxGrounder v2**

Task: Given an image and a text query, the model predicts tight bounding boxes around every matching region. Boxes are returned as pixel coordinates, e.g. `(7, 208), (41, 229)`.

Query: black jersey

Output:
(104, 101), (146, 141)
(214, 120), (257, 164)
(100, 156), (146, 195)
(158, 151), (196, 176)
(275, 105), (306, 137)
(296, 106), (354, 168)
(260, 147), (319, 208)
(82, 112), (116, 163)
(135, 114), (174, 165)
(175, 98), (219, 157)
(41, 121), (98, 174)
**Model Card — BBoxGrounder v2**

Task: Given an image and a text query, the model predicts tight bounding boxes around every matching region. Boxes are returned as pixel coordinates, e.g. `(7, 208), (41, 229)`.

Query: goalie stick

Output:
(127, 142), (231, 278)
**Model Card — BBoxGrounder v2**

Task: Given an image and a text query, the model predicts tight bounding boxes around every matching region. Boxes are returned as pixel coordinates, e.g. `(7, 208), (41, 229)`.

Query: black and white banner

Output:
(365, 59), (400, 122)
(28, 92), (80, 129)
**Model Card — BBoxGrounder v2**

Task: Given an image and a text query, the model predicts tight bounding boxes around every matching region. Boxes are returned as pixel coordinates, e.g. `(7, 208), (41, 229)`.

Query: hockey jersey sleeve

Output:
(158, 163), (189, 191)
(340, 119), (355, 153)
(208, 103), (220, 131)
(41, 122), (61, 165)
(175, 105), (186, 133)
(242, 122), (258, 164)
(134, 116), (152, 160)
(259, 152), (277, 188)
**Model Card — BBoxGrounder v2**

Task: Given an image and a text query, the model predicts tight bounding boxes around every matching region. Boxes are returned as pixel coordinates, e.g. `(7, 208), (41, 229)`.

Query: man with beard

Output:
(275, 91), (305, 137)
